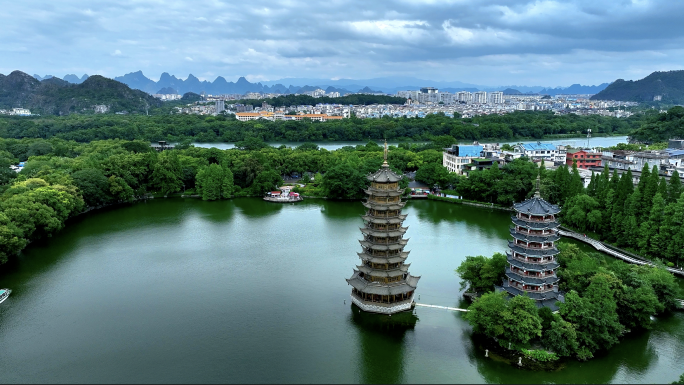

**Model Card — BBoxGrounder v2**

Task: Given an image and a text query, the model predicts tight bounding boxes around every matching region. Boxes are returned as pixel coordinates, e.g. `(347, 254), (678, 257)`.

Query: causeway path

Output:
(558, 229), (684, 278)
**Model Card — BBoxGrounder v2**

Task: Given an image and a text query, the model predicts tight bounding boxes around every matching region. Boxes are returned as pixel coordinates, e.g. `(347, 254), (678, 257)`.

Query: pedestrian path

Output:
(415, 303), (469, 312)
(558, 229), (684, 277)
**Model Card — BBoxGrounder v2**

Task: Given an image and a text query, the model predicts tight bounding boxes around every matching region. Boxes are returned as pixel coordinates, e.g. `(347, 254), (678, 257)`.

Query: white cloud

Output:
(112, 49), (122, 56)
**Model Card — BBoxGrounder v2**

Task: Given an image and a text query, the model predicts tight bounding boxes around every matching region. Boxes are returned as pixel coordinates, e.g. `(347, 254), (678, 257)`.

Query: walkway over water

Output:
(415, 303), (469, 312)
(558, 229), (684, 278)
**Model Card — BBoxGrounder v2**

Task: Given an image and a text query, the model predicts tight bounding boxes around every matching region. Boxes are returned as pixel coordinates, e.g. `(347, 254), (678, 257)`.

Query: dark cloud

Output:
(1, 0), (683, 86)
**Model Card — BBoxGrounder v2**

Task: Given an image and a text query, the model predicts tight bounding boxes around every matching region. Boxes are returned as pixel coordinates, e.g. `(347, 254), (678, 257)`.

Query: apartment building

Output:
(443, 145), (483, 175)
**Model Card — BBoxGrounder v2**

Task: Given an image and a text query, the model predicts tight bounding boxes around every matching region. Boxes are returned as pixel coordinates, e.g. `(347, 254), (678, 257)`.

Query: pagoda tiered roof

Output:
(357, 251), (410, 264)
(508, 242), (559, 257)
(364, 189), (404, 197)
(362, 201), (407, 211)
(506, 268), (559, 285)
(357, 264), (410, 278)
(361, 214), (407, 224)
(501, 281), (562, 302)
(367, 165), (403, 183)
(359, 239), (409, 251)
(347, 271), (420, 295)
(511, 216), (560, 229)
(506, 252), (559, 271)
(360, 227), (408, 237)
(509, 228), (560, 243)
(513, 196), (561, 215)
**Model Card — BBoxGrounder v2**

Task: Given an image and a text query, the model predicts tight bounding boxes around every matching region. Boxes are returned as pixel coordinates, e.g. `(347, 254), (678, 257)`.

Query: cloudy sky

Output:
(2, 0), (683, 86)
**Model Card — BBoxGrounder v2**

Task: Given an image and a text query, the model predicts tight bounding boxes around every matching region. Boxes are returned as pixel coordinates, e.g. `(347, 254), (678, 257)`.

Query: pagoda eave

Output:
(358, 252), (410, 264)
(506, 253), (560, 271)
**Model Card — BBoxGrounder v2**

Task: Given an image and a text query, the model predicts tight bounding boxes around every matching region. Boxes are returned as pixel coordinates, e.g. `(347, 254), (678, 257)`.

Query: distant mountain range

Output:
(591, 70), (684, 103)
(2, 71), (160, 115)
(32, 71), (609, 97)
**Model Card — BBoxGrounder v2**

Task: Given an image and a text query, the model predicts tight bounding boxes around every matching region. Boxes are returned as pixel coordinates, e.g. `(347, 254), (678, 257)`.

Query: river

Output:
(191, 136), (629, 151)
(0, 198), (681, 383)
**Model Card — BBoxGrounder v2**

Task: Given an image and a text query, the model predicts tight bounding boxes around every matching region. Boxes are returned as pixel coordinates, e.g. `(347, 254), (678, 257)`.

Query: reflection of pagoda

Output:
(500, 176), (564, 310)
(346, 143), (420, 314)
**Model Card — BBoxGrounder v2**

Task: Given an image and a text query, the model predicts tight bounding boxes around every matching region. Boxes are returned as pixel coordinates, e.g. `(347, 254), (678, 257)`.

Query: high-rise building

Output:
(346, 143), (420, 314)
(420, 87), (438, 94)
(489, 91), (504, 104)
(500, 177), (564, 310)
(215, 100), (225, 114)
(473, 91), (488, 104)
(456, 91), (472, 103)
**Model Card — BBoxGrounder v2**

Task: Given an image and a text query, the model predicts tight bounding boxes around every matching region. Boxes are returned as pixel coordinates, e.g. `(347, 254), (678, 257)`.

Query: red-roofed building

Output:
(566, 150), (602, 169)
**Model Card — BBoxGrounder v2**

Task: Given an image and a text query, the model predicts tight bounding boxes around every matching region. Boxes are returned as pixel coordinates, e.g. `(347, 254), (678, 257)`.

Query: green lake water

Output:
(0, 198), (682, 383)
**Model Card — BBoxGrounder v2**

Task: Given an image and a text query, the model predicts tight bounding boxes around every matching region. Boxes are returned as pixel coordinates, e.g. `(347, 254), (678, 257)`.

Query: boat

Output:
(0, 289), (11, 304)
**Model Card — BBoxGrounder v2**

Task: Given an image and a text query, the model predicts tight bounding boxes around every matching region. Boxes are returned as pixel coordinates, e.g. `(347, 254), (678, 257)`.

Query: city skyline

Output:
(2, 0), (684, 86)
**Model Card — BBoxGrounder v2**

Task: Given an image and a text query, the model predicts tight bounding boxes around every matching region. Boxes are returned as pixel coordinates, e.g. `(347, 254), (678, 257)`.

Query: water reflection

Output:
(232, 197), (283, 217)
(349, 306), (418, 384)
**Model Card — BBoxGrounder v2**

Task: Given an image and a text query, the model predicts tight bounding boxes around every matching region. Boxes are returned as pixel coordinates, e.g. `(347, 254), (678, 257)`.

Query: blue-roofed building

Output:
(514, 142), (566, 164)
(443, 145), (484, 175)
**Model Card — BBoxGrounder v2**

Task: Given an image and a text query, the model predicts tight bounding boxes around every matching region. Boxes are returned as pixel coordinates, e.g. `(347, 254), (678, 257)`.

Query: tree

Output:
(500, 295), (543, 347)
(455, 253), (506, 293)
(668, 170), (682, 203)
(463, 291), (508, 340)
(321, 162), (367, 199)
(236, 137), (270, 151)
(108, 176), (135, 202)
(152, 151), (183, 196)
(71, 168), (111, 207)
(415, 163), (452, 189)
(0, 211), (27, 264)
(637, 193), (666, 257)
(195, 164), (234, 201)
(543, 317), (579, 357)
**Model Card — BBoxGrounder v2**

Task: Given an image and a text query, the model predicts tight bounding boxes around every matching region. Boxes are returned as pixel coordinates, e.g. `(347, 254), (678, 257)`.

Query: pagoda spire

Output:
(383, 140), (389, 167)
(534, 173), (541, 198)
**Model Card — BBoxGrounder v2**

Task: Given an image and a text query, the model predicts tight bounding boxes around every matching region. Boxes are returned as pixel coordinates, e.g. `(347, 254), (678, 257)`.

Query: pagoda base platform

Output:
(350, 293), (415, 314)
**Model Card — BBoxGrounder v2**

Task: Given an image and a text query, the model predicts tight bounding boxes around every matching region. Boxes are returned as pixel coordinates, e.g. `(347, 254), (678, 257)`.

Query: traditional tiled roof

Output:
(511, 216), (560, 229)
(367, 164), (403, 183)
(347, 271), (420, 295)
(509, 228), (560, 243)
(506, 268), (559, 285)
(508, 242), (559, 257)
(513, 197), (561, 215)
(506, 253), (559, 271)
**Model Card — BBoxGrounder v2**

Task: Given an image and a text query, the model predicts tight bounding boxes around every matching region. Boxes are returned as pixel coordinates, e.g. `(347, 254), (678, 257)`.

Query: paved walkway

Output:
(415, 303), (469, 312)
(558, 229), (684, 278)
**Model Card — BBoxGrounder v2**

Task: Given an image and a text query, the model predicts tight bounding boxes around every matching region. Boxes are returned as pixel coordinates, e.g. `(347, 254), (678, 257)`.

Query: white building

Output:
(489, 91), (504, 104)
(514, 142), (566, 164)
(456, 91), (472, 103)
(472, 91), (488, 104)
(443, 145), (484, 175)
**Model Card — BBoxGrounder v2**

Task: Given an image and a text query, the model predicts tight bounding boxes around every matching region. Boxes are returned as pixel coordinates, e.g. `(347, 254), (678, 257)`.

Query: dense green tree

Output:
(668, 170), (682, 203)
(321, 162), (367, 199)
(195, 164), (234, 201)
(463, 291), (508, 340)
(71, 168), (111, 207)
(543, 317), (580, 357)
(455, 253), (507, 293)
(152, 151), (183, 196)
(501, 295), (543, 347)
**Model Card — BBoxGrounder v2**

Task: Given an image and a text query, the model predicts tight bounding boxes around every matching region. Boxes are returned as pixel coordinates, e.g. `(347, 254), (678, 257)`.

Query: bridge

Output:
(415, 303), (469, 312)
(558, 229), (684, 278)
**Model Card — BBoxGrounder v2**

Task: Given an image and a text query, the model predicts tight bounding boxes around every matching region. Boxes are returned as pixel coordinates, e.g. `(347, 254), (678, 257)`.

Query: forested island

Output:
(0, 109), (647, 143)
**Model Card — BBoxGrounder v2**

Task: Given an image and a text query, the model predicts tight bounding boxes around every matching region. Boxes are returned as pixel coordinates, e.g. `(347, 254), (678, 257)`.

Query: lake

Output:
(0, 198), (681, 383)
